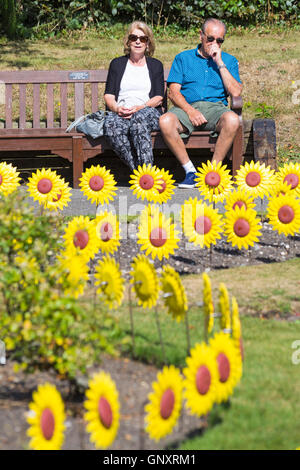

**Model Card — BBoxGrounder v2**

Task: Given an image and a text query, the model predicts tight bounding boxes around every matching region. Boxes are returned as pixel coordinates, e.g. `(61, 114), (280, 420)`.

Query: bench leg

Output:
(232, 123), (244, 176)
(72, 136), (84, 188)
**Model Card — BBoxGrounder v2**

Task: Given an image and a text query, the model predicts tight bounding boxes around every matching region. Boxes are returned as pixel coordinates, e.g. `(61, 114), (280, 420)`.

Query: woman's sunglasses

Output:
(202, 32), (224, 44)
(128, 34), (148, 44)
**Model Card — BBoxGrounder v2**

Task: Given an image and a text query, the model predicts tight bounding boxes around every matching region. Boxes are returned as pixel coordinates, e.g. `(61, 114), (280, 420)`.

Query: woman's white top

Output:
(117, 61), (151, 108)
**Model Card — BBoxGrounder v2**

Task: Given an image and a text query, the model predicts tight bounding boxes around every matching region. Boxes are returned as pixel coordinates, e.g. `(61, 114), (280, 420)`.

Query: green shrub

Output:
(0, 191), (123, 379)
(2, 0), (299, 39)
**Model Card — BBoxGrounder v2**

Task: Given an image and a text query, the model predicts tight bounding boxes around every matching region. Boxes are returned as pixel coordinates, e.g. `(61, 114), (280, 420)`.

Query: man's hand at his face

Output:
(209, 44), (222, 65)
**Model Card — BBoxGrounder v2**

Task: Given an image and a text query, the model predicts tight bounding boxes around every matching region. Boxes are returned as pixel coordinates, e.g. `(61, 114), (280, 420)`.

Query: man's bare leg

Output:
(159, 112), (191, 165)
(212, 111), (240, 164)
(159, 112), (198, 187)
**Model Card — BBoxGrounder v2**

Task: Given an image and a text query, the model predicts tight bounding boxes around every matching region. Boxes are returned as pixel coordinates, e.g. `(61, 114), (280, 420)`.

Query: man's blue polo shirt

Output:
(167, 45), (241, 106)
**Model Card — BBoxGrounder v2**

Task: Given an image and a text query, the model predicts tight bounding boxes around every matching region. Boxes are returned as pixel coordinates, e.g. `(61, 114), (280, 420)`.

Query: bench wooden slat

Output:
(19, 84), (26, 129)
(91, 83), (98, 113)
(60, 83), (68, 128)
(33, 84), (40, 128)
(0, 70), (110, 84)
(5, 84), (13, 129)
(74, 82), (84, 118)
(47, 84), (54, 128)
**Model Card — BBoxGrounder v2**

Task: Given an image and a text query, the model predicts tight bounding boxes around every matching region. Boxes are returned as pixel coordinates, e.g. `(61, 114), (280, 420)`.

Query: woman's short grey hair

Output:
(201, 18), (227, 36)
(123, 21), (155, 57)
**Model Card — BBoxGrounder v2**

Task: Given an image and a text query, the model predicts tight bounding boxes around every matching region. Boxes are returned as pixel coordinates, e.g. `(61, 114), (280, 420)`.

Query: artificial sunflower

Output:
(27, 168), (63, 205)
(0, 162), (21, 195)
(63, 215), (100, 261)
(44, 179), (72, 211)
(209, 332), (242, 403)
(84, 371), (120, 449)
(26, 383), (65, 450)
(94, 210), (120, 255)
(276, 161), (300, 196)
(267, 193), (300, 237)
(95, 256), (124, 309)
(145, 365), (183, 441)
(231, 296), (244, 361)
(129, 164), (163, 202)
(224, 188), (256, 213)
(268, 180), (294, 199)
(223, 206), (262, 250)
(160, 265), (188, 322)
(57, 252), (89, 298)
(183, 342), (218, 417)
(79, 165), (117, 205)
(137, 205), (180, 261)
(195, 160), (233, 204)
(202, 272), (214, 335)
(218, 283), (231, 331)
(181, 197), (224, 248)
(152, 168), (175, 204)
(130, 254), (159, 309)
(234, 160), (275, 199)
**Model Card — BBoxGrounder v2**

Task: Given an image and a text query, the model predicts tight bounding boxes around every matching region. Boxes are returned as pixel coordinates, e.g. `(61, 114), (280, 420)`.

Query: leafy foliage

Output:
(0, 0), (299, 38)
(0, 191), (123, 379)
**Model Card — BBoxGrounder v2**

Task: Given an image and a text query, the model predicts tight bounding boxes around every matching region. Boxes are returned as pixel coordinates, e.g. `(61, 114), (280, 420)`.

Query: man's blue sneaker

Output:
(178, 172), (197, 189)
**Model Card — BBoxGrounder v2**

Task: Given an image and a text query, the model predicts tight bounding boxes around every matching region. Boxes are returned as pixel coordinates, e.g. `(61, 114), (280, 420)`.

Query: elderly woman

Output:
(103, 22), (164, 170)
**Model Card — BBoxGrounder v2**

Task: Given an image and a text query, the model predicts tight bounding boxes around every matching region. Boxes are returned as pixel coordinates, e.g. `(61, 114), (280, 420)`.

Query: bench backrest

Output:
(0, 69), (169, 130)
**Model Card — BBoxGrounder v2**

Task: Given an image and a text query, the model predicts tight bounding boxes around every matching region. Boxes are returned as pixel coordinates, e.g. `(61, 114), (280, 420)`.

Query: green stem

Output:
(185, 310), (191, 356)
(155, 305), (166, 365)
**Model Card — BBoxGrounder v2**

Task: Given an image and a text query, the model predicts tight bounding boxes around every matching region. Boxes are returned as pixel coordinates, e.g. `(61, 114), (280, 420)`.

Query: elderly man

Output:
(159, 18), (242, 188)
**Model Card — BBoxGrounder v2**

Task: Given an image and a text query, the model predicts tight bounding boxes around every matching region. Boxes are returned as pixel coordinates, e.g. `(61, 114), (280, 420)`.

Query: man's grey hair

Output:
(201, 18), (227, 36)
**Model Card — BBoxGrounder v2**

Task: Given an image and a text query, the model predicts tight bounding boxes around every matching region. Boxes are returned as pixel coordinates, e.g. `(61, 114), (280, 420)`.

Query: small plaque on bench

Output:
(69, 72), (89, 80)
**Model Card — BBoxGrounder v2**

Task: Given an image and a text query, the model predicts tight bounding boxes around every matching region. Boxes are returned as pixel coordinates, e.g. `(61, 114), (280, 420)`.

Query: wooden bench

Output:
(0, 69), (244, 188)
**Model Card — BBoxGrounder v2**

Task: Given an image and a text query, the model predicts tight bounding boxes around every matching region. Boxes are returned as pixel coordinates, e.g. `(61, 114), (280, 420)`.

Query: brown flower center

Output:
(0, 175), (2, 185)
(217, 353), (230, 383)
(40, 408), (55, 440)
(194, 216), (212, 235)
(52, 192), (62, 202)
(284, 173), (299, 189)
(196, 365), (211, 395)
(157, 179), (166, 194)
(139, 174), (154, 190)
(100, 222), (113, 241)
(73, 229), (89, 249)
(149, 227), (167, 247)
(233, 200), (247, 210)
(98, 396), (113, 429)
(278, 205), (294, 224)
(205, 171), (221, 187)
(233, 218), (250, 237)
(245, 171), (261, 187)
(37, 178), (53, 194)
(160, 388), (175, 420)
(89, 175), (104, 191)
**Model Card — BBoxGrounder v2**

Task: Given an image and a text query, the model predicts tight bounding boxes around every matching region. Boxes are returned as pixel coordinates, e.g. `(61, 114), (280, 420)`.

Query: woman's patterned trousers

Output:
(103, 107), (161, 170)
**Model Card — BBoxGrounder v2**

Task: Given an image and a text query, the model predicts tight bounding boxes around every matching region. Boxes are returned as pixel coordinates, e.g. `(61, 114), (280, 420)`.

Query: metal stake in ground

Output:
(155, 304), (166, 365)
(185, 309), (191, 356)
(139, 399), (148, 450)
(128, 285), (135, 357)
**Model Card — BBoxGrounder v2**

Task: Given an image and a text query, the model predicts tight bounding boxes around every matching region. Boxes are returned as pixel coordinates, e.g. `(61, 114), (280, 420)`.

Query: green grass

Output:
(87, 258), (300, 450)
(180, 316), (300, 450)
(112, 302), (300, 450)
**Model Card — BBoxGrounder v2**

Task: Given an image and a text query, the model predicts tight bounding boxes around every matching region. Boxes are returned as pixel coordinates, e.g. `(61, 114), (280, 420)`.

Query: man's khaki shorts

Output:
(169, 100), (230, 138)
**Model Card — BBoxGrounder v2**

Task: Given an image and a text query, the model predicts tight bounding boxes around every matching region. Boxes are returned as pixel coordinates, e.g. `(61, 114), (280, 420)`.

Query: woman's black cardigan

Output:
(104, 55), (165, 114)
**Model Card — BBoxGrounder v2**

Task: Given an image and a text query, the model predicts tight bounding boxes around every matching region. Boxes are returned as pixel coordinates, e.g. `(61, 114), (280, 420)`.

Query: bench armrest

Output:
(230, 96), (243, 116)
